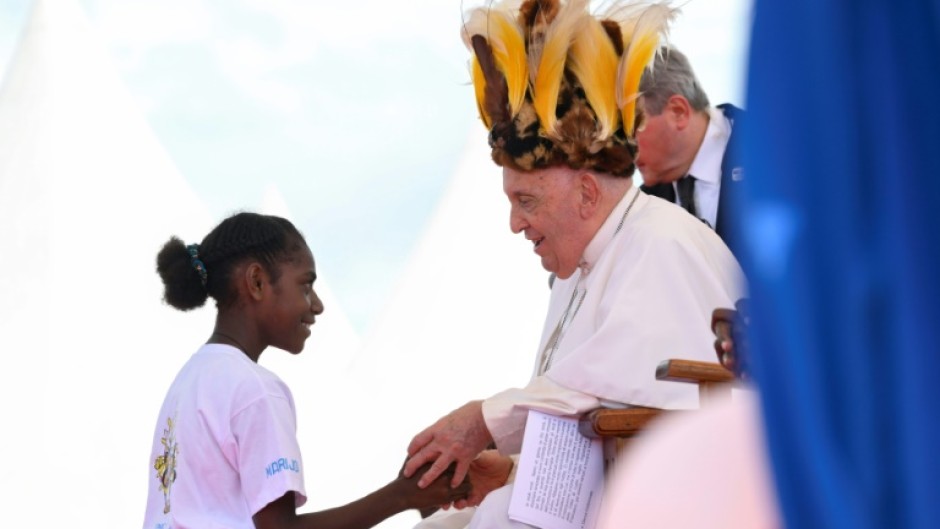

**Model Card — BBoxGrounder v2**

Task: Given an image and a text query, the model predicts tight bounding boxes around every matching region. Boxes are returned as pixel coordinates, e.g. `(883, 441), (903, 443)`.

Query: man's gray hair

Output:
(638, 47), (710, 115)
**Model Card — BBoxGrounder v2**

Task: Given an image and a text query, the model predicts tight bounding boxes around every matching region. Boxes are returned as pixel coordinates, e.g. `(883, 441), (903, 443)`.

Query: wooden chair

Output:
(578, 359), (735, 439)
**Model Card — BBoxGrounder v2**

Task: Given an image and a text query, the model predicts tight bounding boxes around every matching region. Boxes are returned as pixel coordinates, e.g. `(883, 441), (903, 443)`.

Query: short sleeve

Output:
(232, 394), (308, 515)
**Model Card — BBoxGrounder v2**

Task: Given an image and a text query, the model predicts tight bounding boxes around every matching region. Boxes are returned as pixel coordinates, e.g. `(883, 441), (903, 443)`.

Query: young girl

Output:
(144, 212), (469, 529)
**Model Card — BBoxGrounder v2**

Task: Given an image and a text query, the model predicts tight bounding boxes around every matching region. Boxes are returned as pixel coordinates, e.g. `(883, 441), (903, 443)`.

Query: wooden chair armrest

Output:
(578, 407), (665, 439)
(578, 361), (734, 441)
(657, 358), (735, 405)
(656, 359), (734, 384)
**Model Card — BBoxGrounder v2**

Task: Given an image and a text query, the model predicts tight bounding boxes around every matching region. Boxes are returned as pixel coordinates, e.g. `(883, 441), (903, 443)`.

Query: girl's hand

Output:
(396, 461), (472, 511)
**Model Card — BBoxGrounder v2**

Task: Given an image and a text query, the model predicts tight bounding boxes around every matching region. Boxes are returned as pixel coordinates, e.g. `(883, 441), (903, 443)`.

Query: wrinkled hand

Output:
(403, 400), (493, 489)
(395, 460), (472, 511)
(453, 449), (513, 509)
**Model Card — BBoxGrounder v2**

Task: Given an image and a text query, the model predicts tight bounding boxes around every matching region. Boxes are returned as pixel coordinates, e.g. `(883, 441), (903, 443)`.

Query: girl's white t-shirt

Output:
(143, 343), (307, 529)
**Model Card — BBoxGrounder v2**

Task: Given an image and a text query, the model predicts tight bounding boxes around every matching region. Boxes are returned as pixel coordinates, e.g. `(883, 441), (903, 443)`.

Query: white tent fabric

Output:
(349, 127), (552, 528)
(0, 0), (207, 526)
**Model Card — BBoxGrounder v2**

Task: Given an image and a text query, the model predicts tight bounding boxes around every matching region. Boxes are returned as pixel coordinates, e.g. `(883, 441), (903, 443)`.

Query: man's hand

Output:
(403, 400), (493, 489)
(711, 307), (736, 370)
(453, 449), (513, 509)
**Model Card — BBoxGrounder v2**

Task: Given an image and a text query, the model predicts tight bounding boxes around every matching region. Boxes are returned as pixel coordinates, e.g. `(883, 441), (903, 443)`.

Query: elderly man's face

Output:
(503, 165), (590, 279)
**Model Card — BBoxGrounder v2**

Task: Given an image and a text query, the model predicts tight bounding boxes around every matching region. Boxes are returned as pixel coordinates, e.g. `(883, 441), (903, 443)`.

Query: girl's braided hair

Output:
(156, 212), (306, 310)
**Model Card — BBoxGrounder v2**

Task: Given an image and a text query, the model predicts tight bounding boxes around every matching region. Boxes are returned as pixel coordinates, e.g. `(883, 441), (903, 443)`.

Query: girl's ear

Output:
(245, 262), (266, 301)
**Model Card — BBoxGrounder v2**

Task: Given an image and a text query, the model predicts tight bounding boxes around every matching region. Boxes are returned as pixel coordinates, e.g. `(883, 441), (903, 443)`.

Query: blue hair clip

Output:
(186, 244), (208, 287)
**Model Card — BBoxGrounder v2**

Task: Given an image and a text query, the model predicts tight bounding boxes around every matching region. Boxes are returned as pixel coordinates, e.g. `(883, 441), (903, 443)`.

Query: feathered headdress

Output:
(462, 0), (678, 176)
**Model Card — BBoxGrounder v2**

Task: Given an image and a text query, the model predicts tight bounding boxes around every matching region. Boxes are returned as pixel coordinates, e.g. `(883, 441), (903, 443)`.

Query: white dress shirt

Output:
(682, 106), (732, 228)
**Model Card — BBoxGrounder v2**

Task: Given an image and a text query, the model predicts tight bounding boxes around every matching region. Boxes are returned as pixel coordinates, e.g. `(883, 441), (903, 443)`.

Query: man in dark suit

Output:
(635, 47), (745, 257)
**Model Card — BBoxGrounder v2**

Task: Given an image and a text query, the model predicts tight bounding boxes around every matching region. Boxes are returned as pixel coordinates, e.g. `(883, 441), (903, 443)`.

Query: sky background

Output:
(0, 0), (753, 335)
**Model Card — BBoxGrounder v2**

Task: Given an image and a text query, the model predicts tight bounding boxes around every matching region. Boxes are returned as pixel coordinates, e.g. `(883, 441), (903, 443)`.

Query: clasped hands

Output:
(402, 400), (514, 509)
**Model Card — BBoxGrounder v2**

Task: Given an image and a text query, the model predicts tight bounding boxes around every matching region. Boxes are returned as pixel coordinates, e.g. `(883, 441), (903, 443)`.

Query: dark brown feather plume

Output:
(600, 19), (624, 55)
(519, 0), (561, 39)
(471, 35), (511, 127)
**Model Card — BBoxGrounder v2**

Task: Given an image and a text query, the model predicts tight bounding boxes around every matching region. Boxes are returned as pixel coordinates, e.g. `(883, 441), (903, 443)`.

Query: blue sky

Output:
(0, 0), (752, 333)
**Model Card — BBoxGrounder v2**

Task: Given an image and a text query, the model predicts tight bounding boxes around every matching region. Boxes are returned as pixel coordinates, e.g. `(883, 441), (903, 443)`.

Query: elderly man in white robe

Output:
(402, 2), (746, 528)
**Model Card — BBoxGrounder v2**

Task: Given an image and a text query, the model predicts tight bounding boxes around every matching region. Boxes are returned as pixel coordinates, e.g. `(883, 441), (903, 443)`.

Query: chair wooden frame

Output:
(578, 359), (734, 439)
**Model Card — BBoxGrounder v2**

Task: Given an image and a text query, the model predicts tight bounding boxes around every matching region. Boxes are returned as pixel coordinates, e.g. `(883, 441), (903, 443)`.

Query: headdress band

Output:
(186, 244), (208, 287)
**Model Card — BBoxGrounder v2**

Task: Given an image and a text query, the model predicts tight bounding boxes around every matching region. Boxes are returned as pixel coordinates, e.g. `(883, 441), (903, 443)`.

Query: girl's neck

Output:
(209, 329), (261, 362)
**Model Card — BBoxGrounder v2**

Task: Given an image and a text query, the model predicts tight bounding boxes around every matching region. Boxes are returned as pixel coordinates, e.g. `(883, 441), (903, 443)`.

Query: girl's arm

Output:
(252, 463), (471, 529)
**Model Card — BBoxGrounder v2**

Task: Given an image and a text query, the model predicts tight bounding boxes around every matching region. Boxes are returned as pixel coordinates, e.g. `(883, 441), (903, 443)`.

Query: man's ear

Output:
(578, 172), (600, 219)
(245, 262), (267, 301)
(666, 94), (693, 130)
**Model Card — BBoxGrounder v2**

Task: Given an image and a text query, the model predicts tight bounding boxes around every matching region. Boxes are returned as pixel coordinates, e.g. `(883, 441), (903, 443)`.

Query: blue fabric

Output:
(736, 1), (940, 527)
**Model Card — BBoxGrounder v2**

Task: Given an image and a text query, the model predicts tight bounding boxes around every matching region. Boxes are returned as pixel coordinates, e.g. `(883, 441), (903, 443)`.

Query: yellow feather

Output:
(568, 17), (620, 140)
(601, 2), (652, 45)
(462, 5), (528, 120)
(619, 33), (657, 136)
(532, 0), (590, 137)
(488, 11), (528, 117)
(616, 3), (678, 136)
(470, 56), (492, 128)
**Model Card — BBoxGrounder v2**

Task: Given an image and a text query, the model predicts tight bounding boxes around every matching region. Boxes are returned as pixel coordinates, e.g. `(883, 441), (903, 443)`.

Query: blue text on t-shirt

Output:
(265, 458), (300, 478)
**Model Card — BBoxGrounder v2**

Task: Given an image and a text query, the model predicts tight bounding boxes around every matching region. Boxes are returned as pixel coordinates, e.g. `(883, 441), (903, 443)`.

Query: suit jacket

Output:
(640, 103), (745, 257)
